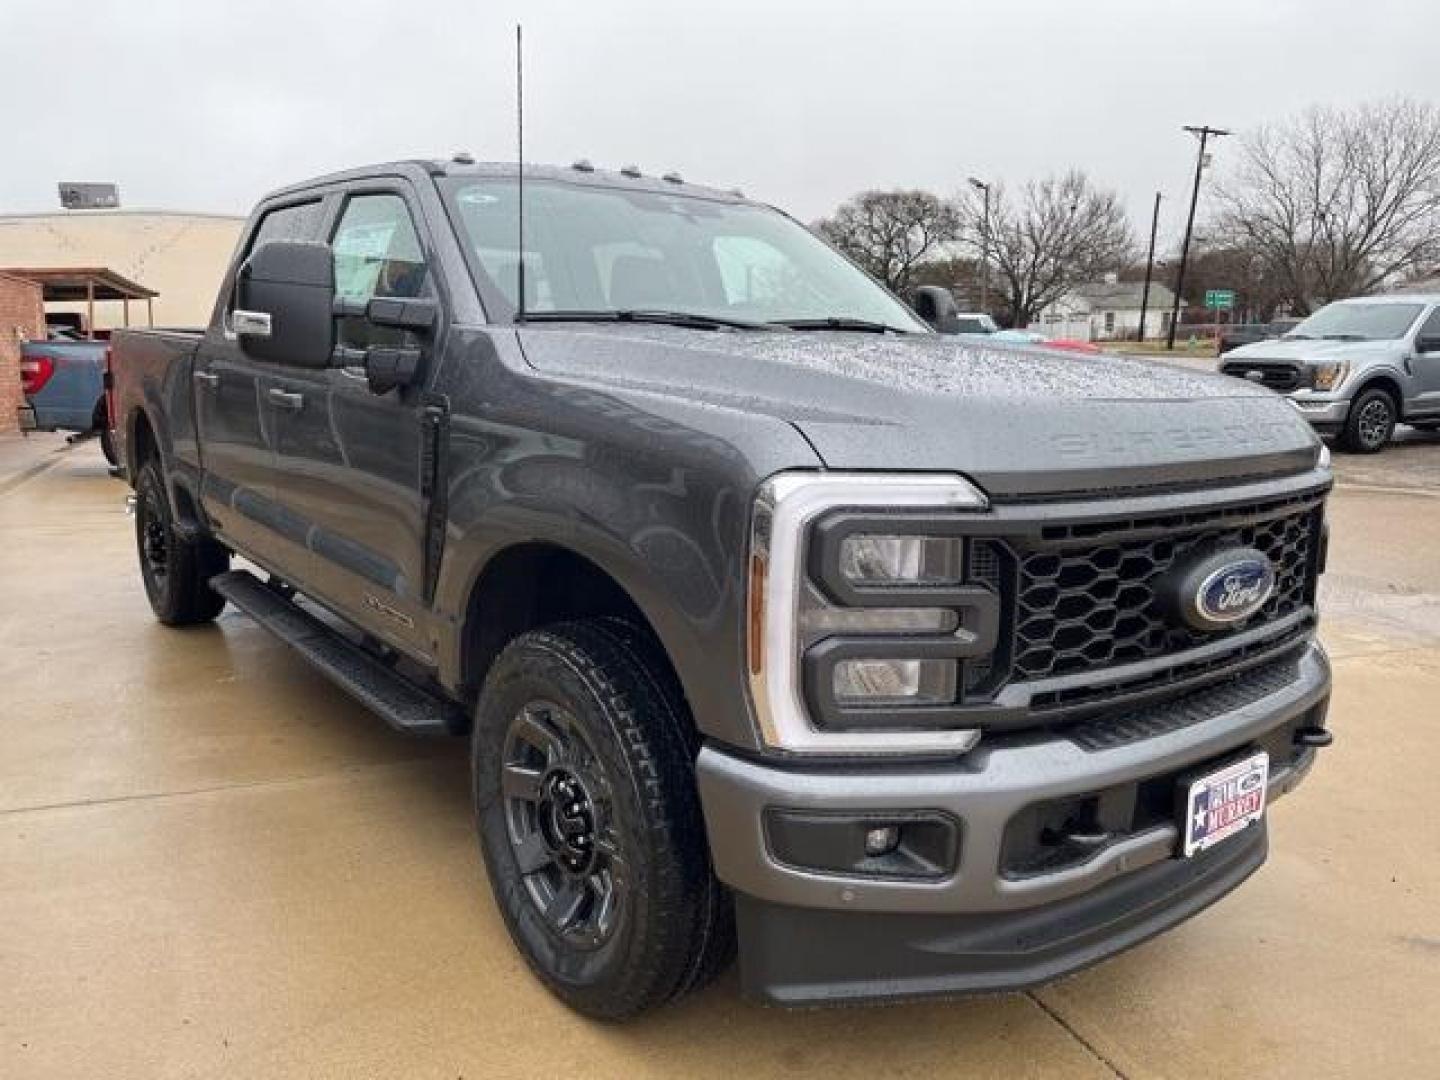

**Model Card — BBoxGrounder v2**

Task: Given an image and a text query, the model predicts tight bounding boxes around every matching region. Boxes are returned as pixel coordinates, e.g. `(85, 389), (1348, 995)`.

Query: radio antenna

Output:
(514, 22), (526, 322)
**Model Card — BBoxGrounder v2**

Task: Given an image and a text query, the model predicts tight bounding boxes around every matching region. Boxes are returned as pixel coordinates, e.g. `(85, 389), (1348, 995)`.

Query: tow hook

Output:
(1294, 726), (1334, 749)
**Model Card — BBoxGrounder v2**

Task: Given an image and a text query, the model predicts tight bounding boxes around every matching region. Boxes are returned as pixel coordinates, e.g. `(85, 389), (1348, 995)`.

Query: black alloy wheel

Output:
(501, 700), (624, 949)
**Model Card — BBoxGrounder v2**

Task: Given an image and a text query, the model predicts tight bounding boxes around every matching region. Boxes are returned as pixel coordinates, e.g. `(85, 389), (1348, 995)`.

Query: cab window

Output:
(331, 193), (430, 348)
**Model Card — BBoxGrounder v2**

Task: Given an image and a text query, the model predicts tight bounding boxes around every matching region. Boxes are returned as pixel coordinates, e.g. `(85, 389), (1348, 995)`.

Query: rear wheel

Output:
(1339, 387), (1396, 453)
(134, 458), (229, 625)
(98, 426), (118, 467)
(472, 619), (733, 1019)
(93, 400), (117, 466)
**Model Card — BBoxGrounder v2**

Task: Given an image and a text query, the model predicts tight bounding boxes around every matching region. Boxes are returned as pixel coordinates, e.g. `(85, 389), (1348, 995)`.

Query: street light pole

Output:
(1138, 191), (1162, 343)
(968, 177), (991, 314)
(1166, 124), (1229, 350)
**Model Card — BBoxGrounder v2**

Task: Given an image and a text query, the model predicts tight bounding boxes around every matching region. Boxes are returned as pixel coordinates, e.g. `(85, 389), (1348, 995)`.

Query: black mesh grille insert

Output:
(1009, 502), (1321, 684)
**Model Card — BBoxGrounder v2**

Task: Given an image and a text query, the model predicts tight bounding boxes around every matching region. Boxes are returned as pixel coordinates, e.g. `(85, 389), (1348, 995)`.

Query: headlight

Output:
(746, 472), (992, 756)
(1311, 361), (1348, 391)
(832, 658), (958, 706)
(838, 534), (964, 585)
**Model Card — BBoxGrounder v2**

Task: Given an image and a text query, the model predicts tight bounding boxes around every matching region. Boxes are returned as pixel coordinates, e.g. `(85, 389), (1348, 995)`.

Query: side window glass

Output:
(1419, 307), (1440, 348)
(248, 201), (321, 254)
(333, 194), (428, 302)
(331, 194), (430, 350)
(229, 201), (321, 322)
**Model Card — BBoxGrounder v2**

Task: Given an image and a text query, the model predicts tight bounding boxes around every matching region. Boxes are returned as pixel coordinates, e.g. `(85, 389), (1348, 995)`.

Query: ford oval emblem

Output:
(1168, 547), (1276, 632)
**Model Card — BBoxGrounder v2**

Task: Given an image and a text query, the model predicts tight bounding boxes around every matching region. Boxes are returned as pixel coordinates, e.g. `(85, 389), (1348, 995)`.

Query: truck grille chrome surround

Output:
(747, 473), (990, 755)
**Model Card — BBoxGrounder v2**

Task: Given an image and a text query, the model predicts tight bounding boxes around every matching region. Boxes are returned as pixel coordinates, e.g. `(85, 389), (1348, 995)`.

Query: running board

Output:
(210, 570), (465, 736)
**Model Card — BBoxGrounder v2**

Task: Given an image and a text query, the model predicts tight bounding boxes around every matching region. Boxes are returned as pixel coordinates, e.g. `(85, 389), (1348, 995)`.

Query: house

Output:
(1030, 277), (1181, 342)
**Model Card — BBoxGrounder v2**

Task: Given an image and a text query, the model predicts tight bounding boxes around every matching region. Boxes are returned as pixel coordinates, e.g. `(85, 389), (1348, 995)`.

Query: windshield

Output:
(442, 177), (928, 333)
(1286, 302), (1424, 341)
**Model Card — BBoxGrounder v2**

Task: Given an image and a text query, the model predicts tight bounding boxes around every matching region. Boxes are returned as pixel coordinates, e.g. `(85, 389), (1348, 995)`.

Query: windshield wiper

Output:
(769, 316), (912, 334)
(518, 309), (769, 331)
(1281, 333), (1314, 340)
(1321, 332), (1366, 341)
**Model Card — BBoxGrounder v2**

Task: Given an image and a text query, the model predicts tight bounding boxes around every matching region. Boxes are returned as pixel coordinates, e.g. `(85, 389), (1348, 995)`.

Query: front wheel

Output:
(134, 459), (229, 625)
(472, 620), (733, 1019)
(1339, 388), (1396, 453)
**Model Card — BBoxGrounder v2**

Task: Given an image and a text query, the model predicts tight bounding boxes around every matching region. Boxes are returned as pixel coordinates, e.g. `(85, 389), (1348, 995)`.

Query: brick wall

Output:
(0, 273), (45, 434)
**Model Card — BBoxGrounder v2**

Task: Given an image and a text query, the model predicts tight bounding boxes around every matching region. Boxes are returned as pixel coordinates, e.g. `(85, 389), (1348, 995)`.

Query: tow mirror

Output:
(911, 285), (959, 333)
(234, 241), (335, 367)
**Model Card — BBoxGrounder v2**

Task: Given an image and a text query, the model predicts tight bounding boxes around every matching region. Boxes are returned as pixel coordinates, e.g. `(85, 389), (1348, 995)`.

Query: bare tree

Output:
(1215, 98), (1440, 312)
(814, 190), (961, 294)
(959, 171), (1134, 328)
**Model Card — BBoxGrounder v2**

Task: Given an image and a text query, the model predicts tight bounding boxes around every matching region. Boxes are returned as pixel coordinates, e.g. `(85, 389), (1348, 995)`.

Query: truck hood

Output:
(1223, 336), (1398, 364)
(518, 326), (1321, 497)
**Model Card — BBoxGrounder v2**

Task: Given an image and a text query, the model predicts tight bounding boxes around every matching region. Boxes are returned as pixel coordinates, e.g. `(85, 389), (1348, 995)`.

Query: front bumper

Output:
(697, 642), (1330, 1004)
(1288, 395), (1350, 432)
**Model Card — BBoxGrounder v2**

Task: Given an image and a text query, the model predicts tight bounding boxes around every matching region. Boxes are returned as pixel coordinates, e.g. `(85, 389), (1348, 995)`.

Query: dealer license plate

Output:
(1182, 751), (1269, 857)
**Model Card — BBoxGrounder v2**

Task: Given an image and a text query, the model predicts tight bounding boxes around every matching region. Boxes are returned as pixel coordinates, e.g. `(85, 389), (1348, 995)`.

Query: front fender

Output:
(430, 340), (819, 752)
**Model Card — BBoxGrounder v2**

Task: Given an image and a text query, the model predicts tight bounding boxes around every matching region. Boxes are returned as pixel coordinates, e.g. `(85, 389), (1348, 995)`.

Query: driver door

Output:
(264, 187), (440, 659)
(1409, 306), (1440, 419)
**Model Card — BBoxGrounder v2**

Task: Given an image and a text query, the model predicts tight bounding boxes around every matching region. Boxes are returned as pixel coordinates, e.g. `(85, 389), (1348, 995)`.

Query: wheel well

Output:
(460, 543), (678, 707)
(128, 409), (157, 475)
(1354, 375), (1402, 411)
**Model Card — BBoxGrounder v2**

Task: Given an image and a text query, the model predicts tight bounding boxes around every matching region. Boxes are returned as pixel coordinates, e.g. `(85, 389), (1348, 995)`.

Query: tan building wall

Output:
(0, 211), (245, 329)
(0, 273), (45, 434)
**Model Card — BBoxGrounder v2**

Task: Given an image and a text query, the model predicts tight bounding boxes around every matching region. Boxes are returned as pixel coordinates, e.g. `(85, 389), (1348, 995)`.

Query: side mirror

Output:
(234, 241), (335, 367)
(911, 285), (960, 333)
(1416, 334), (1440, 355)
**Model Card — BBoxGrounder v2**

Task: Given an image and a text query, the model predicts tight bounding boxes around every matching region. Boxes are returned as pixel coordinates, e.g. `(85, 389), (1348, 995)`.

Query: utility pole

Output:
(1166, 124), (1229, 350)
(968, 176), (991, 314)
(1137, 191), (1162, 343)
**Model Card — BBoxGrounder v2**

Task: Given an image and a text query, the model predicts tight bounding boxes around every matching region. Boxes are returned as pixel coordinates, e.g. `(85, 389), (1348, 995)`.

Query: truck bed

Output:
(110, 327), (206, 480)
(19, 340), (107, 433)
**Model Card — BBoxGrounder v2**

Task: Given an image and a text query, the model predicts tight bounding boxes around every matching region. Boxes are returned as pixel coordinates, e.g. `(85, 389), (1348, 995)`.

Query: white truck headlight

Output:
(1311, 361), (1348, 391)
(746, 472), (992, 756)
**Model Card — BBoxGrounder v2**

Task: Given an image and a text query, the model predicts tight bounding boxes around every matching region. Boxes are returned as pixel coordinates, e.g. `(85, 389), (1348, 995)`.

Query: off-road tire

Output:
(98, 426), (118, 467)
(472, 619), (734, 1019)
(1339, 387), (1396, 454)
(134, 458), (229, 625)
(93, 400), (117, 466)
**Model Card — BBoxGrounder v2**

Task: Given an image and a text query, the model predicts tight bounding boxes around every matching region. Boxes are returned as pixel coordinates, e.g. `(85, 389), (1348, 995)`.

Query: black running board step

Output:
(210, 570), (464, 736)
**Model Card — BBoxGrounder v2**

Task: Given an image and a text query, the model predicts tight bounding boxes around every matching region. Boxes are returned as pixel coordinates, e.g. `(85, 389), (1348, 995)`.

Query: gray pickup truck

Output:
(111, 158), (1335, 1018)
(1220, 294), (1440, 452)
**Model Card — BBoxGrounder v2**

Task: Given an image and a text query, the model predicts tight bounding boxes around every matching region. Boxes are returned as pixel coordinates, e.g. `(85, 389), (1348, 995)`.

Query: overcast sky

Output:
(3, 0), (1436, 250)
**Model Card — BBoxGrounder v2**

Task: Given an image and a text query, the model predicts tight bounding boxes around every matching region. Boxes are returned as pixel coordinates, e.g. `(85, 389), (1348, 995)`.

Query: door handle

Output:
(267, 388), (305, 411)
(193, 370), (220, 388)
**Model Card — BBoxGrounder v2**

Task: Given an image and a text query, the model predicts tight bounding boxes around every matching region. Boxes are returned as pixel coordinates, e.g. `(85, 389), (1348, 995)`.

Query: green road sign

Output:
(1205, 289), (1235, 310)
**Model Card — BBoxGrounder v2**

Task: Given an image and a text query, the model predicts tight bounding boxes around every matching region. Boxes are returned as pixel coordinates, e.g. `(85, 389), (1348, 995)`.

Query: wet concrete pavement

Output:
(2, 441), (1438, 1078)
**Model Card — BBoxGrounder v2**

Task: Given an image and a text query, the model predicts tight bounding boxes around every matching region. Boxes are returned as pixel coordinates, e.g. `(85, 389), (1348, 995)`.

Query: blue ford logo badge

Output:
(1170, 547), (1276, 632)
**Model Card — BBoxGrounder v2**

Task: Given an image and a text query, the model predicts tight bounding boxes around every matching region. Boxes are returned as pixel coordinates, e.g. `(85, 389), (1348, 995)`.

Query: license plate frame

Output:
(1181, 751), (1270, 857)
